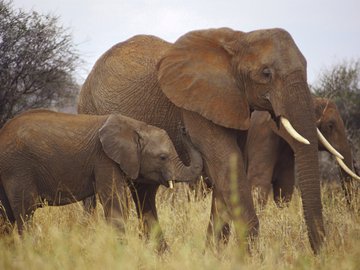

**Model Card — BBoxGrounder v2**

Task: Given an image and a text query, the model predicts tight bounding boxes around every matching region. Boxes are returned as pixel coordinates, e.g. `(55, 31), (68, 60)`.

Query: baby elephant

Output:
(0, 109), (203, 233)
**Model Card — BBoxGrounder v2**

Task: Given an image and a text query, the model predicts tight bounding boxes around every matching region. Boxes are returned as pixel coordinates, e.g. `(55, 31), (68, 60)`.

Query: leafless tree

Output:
(0, 0), (80, 127)
(312, 60), (360, 132)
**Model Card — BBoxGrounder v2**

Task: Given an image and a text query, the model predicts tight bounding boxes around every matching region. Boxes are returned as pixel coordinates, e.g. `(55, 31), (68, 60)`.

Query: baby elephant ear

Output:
(157, 28), (250, 130)
(99, 115), (140, 179)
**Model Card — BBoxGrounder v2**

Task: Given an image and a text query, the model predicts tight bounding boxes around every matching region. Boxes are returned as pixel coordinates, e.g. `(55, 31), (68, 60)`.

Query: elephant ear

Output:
(99, 115), (140, 179)
(157, 28), (250, 130)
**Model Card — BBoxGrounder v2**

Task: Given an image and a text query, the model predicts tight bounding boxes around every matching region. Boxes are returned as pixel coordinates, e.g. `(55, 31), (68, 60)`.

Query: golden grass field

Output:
(0, 182), (359, 270)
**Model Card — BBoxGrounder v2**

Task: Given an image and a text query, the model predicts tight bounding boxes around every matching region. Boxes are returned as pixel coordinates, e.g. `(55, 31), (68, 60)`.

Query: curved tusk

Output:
(317, 129), (344, 160)
(168, 180), (174, 189)
(336, 157), (360, 181)
(280, 117), (310, 145)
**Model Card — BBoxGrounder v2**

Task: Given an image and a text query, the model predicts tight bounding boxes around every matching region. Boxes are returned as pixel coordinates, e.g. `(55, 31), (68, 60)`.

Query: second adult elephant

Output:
(246, 97), (360, 207)
(78, 27), (328, 253)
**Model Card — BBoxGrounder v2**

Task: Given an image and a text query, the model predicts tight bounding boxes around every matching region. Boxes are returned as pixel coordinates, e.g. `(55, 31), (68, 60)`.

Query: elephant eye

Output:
(159, 154), (168, 161)
(262, 67), (272, 78)
(327, 121), (334, 130)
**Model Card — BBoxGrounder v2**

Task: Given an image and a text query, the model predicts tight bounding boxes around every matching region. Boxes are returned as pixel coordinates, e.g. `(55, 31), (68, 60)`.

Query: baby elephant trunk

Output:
(171, 135), (203, 184)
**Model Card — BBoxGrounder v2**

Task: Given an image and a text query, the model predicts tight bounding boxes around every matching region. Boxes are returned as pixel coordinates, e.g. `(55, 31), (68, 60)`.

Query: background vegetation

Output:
(0, 0), (79, 128)
(0, 184), (359, 270)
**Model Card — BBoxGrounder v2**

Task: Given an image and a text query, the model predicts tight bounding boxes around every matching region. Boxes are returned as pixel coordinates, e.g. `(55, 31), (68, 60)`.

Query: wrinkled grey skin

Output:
(0, 110), (202, 234)
(247, 97), (358, 207)
(78, 27), (325, 254)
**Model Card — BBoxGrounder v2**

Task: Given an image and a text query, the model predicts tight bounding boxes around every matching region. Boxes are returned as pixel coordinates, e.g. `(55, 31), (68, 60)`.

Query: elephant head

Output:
(99, 114), (203, 187)
(157, 28), (325, 253)
(314, 97), (360, 203)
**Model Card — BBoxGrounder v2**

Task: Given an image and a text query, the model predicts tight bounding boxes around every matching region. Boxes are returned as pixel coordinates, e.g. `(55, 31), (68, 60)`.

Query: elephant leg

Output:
(0, 184), (15, 234)
(82, 176), (97, 214)
(246, 124), (281, 208)
(248, 157), (276, 209)
(272, 142), (295, 207)
(2, 175), (38, 234)
(253, 182), (272, 209)
(128, 181), (167, 252)
(195, 175), (213, 201)
(206, 190), (232, 247)
(95, 163), (128, 234)
(187, 174), (212, 202)
(82, 195), (97, 214)
(183, 110), (259, 248)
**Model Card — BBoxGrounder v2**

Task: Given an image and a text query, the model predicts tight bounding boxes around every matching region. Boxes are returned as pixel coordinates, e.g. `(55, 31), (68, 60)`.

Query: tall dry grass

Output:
(0, 182), (359, 270)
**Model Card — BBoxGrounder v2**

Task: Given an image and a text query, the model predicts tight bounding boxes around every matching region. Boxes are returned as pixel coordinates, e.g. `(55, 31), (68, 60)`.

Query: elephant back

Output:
(78, 35), (189, 163)
(78, 35), (170, 116)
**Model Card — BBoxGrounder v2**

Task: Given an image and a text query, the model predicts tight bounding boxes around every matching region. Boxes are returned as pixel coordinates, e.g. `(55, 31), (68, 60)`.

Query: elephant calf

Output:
(0, 109), (203, 234)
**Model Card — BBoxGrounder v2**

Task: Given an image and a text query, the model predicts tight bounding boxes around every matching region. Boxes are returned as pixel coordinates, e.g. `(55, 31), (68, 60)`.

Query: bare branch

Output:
(0, 0), (80, 127)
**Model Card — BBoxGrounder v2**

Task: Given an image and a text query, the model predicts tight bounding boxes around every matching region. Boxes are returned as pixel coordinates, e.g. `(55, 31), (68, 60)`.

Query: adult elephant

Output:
(246, 97), (360, 207)
(78, 27), (326, 253)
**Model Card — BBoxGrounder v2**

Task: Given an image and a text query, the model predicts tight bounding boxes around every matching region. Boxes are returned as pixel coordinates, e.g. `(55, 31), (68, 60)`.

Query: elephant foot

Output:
(206, 218), (259, 255)
(82, 195), (97, 215)
(219, 223), (231, 246)
(246, 214), (260, 243)
(205, 222), (232, 254)
(139, 231), (169, 255)
(139, 220), (169, 255)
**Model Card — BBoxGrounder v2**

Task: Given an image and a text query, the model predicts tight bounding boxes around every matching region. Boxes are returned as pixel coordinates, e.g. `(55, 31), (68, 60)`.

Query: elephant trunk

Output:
(272, 78), (325, 254)
(172, 135), (203, 183)
(295, 143), (325, 254)
(338, 147), (358, 204)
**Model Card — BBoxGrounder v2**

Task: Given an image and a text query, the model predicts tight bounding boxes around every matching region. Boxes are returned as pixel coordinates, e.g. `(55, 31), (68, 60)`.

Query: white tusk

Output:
(168, 180), (174, 189)
(280, 117), (310, 145)
(336, 157), (360, 181)
(317, 129), (344, 160)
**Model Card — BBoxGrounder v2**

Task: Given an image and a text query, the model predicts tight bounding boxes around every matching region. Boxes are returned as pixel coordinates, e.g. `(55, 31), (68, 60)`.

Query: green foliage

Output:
(0, 0), (80, 127)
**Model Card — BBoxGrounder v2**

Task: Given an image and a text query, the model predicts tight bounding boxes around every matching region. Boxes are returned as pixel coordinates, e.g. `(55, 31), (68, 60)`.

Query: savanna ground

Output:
(0, 181), (359, 270)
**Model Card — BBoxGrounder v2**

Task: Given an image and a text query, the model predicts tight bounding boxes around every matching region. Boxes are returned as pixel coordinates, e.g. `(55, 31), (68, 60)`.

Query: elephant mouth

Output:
(270, 113), (352, 163)
(159, 173), (175, 189)
(159, 177), (174, 188)
(270, 114), (311, 145)
(268, 112), (360, 181)
(280, 116), (310, 145)
(274, 115), (360, 180)
(136, 175), (175, 188)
